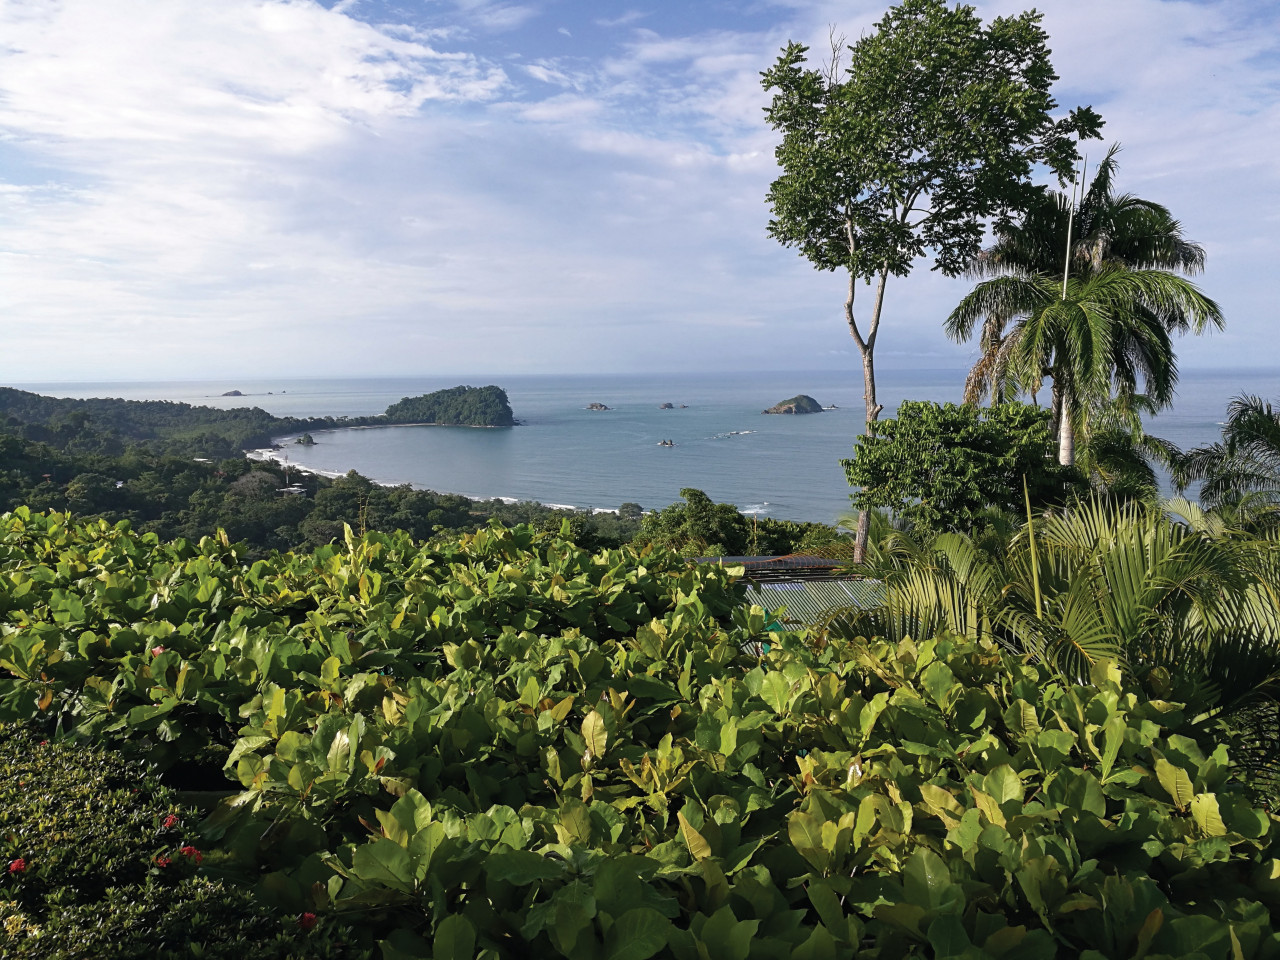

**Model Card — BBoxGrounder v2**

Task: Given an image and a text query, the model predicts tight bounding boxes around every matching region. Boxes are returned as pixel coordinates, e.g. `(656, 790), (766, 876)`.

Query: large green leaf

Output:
(604, 908), (670, 960)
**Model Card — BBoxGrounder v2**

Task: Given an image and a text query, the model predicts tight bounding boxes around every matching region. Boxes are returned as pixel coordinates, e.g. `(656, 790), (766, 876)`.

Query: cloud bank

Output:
(0, 0), (1275, 378)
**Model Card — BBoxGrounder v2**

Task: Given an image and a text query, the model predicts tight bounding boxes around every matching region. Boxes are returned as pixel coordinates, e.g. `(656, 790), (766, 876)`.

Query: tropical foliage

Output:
(946, 145), (1222, 466)
(1177, 395), (1280, 519)
(0, 722), (367, 958)
(4, 509), (1280, 958)
(832, 499), (1280, 783)
(383, 385), (515, 427)
(633, 488), (840, 557)
(841, 401), (1082, 536)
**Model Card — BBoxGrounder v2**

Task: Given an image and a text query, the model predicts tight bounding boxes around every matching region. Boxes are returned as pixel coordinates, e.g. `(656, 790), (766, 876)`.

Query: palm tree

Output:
(947, 145), (1223, 466)
(1177, 395), (1280, 518)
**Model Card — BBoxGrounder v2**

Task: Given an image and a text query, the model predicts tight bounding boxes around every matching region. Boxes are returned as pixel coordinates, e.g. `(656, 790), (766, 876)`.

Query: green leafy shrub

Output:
(4, 508), (1280, 958)
(0, 722), (370, 959)
(842, 400), (1083, 535)
(0, 722), (180, 912)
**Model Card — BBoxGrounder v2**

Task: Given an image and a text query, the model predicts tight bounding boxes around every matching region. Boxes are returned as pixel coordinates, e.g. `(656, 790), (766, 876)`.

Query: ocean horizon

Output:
(9, 367), (1280, 524)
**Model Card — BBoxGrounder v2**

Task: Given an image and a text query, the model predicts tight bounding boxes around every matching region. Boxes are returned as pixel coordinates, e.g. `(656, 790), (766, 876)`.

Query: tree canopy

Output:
(842, 400), (1081, 536)
(382, 385), (514, 427)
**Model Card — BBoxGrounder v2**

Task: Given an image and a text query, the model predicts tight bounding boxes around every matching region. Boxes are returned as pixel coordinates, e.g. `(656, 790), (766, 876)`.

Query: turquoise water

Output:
(10, 368), (1280, 523)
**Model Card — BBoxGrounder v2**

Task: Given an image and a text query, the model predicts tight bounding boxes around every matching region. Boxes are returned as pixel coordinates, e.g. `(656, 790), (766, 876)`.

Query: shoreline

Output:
(246, 446), (621, 515)
(336, 420), (513, 430)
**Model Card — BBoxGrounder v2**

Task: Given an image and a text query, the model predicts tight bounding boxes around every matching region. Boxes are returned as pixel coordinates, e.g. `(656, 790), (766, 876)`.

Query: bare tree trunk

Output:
(849, 264), (888, 565)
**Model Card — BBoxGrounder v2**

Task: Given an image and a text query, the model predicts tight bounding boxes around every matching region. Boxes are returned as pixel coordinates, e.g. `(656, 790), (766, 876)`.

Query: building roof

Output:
(697, 554), (882, 626)
(697, 554), (850, 583)
(747, 578), (884, 627)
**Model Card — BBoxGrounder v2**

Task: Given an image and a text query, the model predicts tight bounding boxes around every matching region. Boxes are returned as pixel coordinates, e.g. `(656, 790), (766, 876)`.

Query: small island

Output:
(221, 390), (243, 397)
(763, 394), (824, 415)
(295, 433), (316, 445)
(383, 385), (515, 427)
(658, 402), (674, 409)
(586, 402), (611, 411)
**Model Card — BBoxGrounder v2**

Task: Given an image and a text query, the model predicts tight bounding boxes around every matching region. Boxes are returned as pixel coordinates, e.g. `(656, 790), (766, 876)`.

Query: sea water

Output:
(10, 368), (1280, 524)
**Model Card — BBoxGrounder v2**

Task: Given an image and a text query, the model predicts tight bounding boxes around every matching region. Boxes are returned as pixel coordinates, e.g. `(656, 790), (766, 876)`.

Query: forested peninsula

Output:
(0, 383), (514, 459)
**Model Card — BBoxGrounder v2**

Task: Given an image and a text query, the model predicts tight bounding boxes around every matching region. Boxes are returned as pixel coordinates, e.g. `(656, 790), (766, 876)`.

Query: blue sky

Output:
(0, 0), (1277, 379)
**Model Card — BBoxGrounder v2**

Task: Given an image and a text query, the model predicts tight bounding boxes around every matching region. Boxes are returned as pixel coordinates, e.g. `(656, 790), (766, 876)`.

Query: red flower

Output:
(155, 856), (171, 868)
(179, 845), (203, 864)
(298, 913), (318, 931)
(162, 814), (179, 829)
(151, 645), (165, 657)
(8, 858), (26, 874)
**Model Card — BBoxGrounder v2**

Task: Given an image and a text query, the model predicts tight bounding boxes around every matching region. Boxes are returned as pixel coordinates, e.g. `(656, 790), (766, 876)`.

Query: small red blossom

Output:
(155, 856), (171, 868)
(161, 814), (179, 829)
(151, 645), (165, 657)
(39, 740), (48, 746)
(298, 913), (318, 931)
(8, 858), (26, 874)
(179, 845), (203, 864)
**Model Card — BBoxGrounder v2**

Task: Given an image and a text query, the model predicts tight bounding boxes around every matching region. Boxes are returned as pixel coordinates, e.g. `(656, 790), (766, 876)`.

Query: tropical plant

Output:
(6, 509), (1280, 957)
(1177, 394), (1280, 518)
(0, 722), (369, 958)
(947, 144), (1222, 466)
(633, 488), (840, 557)
(831, 498), (1280, 784)
(762, 0), (1101, 560)
(841, 400), (1082, 536)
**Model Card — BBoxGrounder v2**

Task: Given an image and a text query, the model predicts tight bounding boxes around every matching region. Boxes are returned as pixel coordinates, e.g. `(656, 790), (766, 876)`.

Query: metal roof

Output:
(695, 555), (881, 626)
(747, 578), (884, 627)
(697, 554), (851, 583)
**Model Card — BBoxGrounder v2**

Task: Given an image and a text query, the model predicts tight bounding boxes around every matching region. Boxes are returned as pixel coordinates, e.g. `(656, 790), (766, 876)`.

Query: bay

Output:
(10, 367), (1280, 524)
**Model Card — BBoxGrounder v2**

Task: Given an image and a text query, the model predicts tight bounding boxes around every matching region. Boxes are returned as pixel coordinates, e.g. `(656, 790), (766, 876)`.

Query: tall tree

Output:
(949, 144), (1222, 465)
(762, 0), (1101, 561)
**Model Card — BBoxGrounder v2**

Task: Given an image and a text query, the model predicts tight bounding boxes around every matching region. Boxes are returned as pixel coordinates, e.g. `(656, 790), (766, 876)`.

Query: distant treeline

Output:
(0, 388), (842, 558)
(0, 384), (515, 459)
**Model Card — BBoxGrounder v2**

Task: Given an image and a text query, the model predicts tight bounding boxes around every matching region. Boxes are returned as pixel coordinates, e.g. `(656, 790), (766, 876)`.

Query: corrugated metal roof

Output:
(697, 554), (854, 583)
(747, 578), (884, 626)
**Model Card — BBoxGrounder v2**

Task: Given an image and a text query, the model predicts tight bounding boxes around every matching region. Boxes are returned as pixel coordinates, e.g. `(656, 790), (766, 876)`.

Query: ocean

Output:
(9, 368), (1280, 524)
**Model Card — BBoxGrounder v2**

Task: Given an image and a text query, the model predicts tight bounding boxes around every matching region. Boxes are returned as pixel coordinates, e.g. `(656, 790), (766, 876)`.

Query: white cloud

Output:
(0, 0), (1276, 379)
(594, 11), (647, 29)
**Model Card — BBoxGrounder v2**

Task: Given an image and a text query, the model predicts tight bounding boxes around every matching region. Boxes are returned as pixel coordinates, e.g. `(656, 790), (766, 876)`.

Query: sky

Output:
(0, 0), (1277, 380)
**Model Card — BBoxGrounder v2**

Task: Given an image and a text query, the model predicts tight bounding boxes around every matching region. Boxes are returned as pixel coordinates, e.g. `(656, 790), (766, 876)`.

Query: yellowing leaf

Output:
(679, 812), (712, 860)
(581, 710), (608, 760)
(1135, 908), (1164, 957)
(1155, 757), (1194, 811)
(1191, 793), (1227, 837)
(548, 695), (575, 723)
(970, 788), (1005, 827)
(918, 783), (964, 826)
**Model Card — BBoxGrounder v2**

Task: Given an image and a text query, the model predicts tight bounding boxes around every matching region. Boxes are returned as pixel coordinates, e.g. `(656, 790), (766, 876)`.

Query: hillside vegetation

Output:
(3, 508), (1278, 958)
(0, 384), (515, 460)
